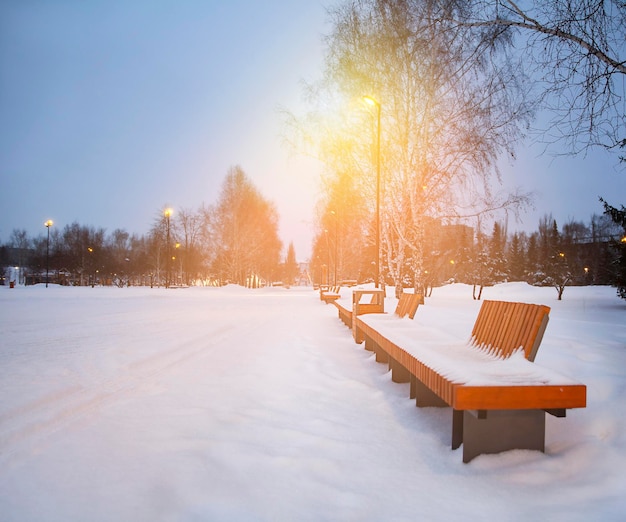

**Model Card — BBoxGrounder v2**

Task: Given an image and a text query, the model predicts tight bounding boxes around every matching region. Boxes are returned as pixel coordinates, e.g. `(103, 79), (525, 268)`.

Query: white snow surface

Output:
(1, 282), (625, 521)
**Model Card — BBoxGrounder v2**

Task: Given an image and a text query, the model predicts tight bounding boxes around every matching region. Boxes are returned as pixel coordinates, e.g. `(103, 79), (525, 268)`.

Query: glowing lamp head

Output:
(363, 95), (379, 108)
(45, 220), (53, 228)
(164, 208), (173, 218)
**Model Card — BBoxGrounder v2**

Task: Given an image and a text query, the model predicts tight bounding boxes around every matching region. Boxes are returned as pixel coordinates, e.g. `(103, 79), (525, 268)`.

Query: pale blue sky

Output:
(1, 1), (624, 260)
(1, 0), (327, 258)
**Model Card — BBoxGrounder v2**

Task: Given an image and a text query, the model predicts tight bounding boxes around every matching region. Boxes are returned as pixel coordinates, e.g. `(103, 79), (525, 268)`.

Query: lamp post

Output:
(330, 210), (338, 285)
(164, 208), (173, 288)
(174, 242), (181, 286)
(87, 247), (94, 287)
(324, 228), (330, 286)
(45, 220), (53, 287)
(363, 95), (381, 288)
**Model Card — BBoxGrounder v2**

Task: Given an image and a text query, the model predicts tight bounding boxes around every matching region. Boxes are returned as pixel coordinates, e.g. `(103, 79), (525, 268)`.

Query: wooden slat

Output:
(453, 384), (587, 410)
(407, 294), (421, 319)
(392, 292), (422, 319)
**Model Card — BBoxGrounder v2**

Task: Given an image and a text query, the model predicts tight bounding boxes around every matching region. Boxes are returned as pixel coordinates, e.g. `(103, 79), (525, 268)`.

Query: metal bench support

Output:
(459, 409), (545, 463)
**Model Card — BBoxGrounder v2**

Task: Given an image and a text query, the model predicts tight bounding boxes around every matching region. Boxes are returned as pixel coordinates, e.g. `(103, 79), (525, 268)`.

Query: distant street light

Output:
(363, 95), (381, 288)
(164, 208), (173, 288)
(88, 247), (94, 287)
(324, 228), (330, 286)
(175, 242), (181, 285)
(45, 220), (53, 287)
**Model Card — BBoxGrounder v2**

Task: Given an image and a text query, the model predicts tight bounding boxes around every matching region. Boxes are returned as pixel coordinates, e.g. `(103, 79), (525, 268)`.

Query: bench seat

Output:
(345, 290), (422, 342)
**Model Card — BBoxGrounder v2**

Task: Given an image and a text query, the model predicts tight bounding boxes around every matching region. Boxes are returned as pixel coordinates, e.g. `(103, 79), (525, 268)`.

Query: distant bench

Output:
(320, 285), (341, 303)
(351, 299), (587, 462)
(334, 290), (421, 332)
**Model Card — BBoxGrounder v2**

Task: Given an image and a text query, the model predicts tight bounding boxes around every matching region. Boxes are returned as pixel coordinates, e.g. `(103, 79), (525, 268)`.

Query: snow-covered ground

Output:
(1, 282), (625, 521)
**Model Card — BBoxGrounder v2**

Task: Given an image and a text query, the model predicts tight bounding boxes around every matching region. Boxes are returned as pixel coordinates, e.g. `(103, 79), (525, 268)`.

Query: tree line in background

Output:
(0, 167), (299, 288)
(310, 201), (626, 300)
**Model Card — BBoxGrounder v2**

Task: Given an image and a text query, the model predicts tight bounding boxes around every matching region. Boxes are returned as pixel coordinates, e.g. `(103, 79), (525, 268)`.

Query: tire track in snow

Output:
(0, 319), (249, 470)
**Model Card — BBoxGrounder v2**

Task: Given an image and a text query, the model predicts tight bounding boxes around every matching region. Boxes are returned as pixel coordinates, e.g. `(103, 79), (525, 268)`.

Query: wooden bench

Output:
(352, 300), (587, 462)
(334, 290), (422, 331)
(352, 291), (422, 343)
(320, 285), (341, 303)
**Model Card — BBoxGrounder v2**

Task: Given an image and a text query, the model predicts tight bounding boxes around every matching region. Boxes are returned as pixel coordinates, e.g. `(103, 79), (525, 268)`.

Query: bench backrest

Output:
(394, 293), (423, 319)
(470, 300), (550, 361)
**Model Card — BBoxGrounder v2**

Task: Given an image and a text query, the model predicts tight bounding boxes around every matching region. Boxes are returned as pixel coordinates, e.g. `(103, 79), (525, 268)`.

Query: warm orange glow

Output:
(559, 252), (565, 257)
(45, 219), (53, 227)
(164, 208), (173, 218)
(87, 247), (93, 253)
(450, 259), (455, 265)
(621, 236), (626, 243)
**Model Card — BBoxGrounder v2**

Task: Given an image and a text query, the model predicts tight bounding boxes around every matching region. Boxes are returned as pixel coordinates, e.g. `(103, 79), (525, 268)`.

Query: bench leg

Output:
(389, 357), (410, 383)
(364, 336), (375, 352)
(353, 325), (364, 344)
(452, 409), (464, 450)
(413, 378), (448, 408)
(373, 342), (388, 364)
(461, 409), (545, 463)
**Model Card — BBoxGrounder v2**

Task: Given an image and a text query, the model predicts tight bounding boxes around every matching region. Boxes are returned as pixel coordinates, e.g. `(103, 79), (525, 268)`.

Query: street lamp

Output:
(87, 247), (94, 287)
(45, 219), (53, 287)
(324, 228), (330, 286)
(175, 242), (182, 286)
(363, 95), (381, 288)
(164, 208), (173, 288)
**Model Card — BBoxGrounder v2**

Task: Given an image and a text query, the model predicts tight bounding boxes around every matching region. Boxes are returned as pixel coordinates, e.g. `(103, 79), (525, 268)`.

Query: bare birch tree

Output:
(296, 0), (533, 293)
(454, 0), (626, 159)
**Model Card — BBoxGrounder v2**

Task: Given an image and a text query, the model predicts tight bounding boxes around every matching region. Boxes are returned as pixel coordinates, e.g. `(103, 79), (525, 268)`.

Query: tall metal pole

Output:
(164, 209), (172, 288)
(334, 212), (338, 286)
(330, 210), (338, 286)
(45, 220), (53, 287)
(363, 96), (381, 288)
(375, 101), (381, 289)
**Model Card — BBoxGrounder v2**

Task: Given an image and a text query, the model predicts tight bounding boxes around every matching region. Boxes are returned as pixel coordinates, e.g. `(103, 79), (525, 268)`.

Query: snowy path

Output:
(1, 284), (625, 521)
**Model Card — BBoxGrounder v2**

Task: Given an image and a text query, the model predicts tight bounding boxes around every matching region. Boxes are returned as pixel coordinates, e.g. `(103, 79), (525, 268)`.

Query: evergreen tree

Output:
(525, 233), (539, 283)
(507, 232), (525, 281)
(488, 221), (508, 283)
(284, 242), (299, 286)
(600, 198), (626, 299)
